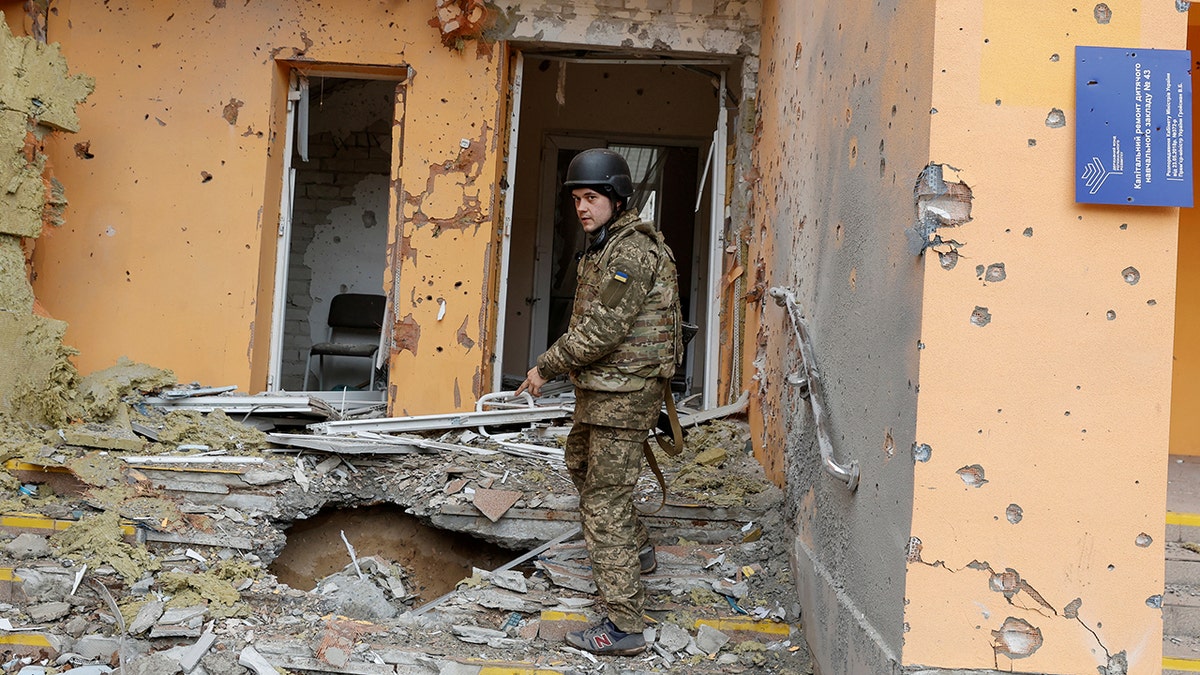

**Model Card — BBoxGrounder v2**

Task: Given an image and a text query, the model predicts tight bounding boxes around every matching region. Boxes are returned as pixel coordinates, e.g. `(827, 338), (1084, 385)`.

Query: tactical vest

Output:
(571, 215), (683, 393)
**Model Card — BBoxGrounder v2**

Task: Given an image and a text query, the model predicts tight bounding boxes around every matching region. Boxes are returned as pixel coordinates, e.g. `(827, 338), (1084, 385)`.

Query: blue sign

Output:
(1076, 46), (1192, 207)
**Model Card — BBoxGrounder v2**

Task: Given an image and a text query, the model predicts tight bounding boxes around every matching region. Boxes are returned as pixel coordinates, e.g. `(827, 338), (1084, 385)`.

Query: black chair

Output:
(304, 293), (387, 391)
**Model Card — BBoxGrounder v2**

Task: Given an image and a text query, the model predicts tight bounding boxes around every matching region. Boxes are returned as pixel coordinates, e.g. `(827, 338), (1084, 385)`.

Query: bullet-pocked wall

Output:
(33, 1), (505, 414)
(904, 2), (1181, 673)
(750, 1), (932, 671)
(33, 0), (762, 412)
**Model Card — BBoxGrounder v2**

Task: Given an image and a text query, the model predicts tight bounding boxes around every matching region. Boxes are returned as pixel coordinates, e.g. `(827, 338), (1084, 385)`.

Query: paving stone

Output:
(74, 635), (122, 662)
(695, 624), (730, 655)
(158, 605), (207, 625)
(128, 599), (164, 635)
(487, 569), (527, 593)
(14, 567), (73, 601)
(6, 533), (49, 559)
(658, 622), (691, 652)
(316, 575), (398, 621)
(124, 652), (182, 675)
(472, 588), (540, 613)
(26, 601), (70, 622)
(238, 645), (279, 675)
(472, 488), (522, 522)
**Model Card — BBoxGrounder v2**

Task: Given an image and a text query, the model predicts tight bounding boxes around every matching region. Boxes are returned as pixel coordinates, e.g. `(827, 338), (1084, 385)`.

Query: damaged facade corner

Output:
(908, 162), (974, 260)
(0, 13), (93, 427)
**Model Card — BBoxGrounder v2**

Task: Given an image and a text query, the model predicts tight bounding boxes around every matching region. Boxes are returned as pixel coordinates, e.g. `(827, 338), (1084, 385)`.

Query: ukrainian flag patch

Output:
(613, 271), (629, 283)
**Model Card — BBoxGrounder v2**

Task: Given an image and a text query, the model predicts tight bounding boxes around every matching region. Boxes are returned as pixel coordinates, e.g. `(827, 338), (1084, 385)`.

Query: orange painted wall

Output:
(34, 1), (503, 412)
(1171, 16), (1200, 456)
(904, 2), (1180, 672)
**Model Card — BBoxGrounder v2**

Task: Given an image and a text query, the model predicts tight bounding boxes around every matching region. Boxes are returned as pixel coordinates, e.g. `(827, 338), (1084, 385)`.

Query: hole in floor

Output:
(269, 503), (517, 602)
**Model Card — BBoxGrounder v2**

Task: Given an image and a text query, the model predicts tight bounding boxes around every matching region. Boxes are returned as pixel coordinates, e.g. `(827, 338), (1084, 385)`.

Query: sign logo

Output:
(1080, 156), (1120, 194)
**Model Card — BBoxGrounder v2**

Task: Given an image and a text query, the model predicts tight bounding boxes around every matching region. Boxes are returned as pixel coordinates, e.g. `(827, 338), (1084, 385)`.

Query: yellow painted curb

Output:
(1167, 512), (1200, 528)
(0, 567), (21, 582)
(4, 460), (70, 473)
(694, 617), (793, 636)
(1165, 656), (1200, 671)
(0, 634), (54, 648)
(538, 610), (590, 623)
(0, 513), (136, 537)
(459, 658), (566, 674)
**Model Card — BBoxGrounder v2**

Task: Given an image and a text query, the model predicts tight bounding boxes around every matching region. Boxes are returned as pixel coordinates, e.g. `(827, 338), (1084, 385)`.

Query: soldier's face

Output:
(572, 188), (616, 233)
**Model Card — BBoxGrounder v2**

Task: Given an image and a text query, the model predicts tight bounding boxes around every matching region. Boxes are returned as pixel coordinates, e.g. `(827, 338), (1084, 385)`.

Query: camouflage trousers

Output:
(565, 421), (651, 634)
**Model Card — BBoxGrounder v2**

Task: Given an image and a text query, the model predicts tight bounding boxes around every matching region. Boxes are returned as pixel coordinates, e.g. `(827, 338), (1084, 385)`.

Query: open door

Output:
(266, 66), (408, 393)
(495, 50), (738, 405)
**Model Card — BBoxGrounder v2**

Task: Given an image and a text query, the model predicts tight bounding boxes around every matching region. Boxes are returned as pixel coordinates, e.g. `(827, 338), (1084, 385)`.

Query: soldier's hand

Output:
(515, 366), (548, 398)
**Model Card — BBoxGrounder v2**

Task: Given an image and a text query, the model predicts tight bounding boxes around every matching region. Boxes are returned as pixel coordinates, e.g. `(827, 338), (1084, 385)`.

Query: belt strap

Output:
(639, 381), (685, 515)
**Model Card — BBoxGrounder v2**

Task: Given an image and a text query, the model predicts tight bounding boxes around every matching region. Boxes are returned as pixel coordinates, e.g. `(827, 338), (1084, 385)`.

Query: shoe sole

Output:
(567, 641), (647, 657)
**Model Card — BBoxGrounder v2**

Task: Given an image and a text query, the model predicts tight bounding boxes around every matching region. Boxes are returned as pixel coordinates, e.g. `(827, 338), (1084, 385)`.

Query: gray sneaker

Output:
(638, 544), (657, 575)
(565, 618), (646, 656)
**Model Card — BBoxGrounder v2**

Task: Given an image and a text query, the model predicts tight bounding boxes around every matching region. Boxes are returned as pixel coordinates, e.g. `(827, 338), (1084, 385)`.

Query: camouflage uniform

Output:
(537, 210), (681, 634)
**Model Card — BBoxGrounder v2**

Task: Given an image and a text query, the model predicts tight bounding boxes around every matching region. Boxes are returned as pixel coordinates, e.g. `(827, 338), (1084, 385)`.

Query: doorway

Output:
(497, 51), (737, 403)
(267, 72), (403, 392)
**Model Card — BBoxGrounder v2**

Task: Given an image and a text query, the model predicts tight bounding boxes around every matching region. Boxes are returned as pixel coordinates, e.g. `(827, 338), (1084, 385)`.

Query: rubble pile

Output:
(0, 364), (812, 674)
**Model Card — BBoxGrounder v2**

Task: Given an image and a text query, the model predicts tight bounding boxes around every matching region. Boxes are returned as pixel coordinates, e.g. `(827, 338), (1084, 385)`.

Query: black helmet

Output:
(564, 148), (634, 198)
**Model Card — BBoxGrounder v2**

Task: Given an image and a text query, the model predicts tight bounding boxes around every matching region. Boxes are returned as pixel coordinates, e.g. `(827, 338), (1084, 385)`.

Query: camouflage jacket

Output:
(537, 210), (682, 394)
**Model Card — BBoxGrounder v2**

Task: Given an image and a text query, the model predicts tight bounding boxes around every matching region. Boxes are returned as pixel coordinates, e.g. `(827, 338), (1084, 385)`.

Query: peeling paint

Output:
(1098, 650), (1127, 675)
(1045, 108), (1067, 128)
(430, 0), (495, 51)
(969, 306), (991, 327)
(455, 315), (475, 351)
(394, 313), (421, 356)
(912, 443), (932, 462)
(955, 464), (987, 487)
(1005, 503), (1022, 524)
(906, 536), (924, 563)
(907, 163), (973, 257)
(1063, 597), (1081, 618)
(1093, 3), (1113, 24)
(221, 98), (244, 125)
(991, 616), (1043, 660)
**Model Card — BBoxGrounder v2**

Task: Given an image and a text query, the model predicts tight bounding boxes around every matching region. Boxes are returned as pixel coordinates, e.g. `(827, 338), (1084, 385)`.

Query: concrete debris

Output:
(237, 644), (279, 675)
(472, 487), (522, 522)
(696, 623), (732, 655)
(5, 534), (49, 559)
(484, 568), (527, 593)
(0, 375), (808, 673)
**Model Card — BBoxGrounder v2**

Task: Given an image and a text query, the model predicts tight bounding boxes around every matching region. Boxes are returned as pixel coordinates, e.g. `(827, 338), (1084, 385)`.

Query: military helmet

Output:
(564, 148), (634, 199)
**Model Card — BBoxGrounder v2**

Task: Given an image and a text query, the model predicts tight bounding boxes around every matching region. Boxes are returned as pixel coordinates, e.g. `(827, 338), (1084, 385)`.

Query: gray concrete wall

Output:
(750, 1), (935, 672)
(491, 0), (760, 55)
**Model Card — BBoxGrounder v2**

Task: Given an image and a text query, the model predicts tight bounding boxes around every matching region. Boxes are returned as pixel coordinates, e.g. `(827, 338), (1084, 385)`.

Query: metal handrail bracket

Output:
(767, 286), (860, 492)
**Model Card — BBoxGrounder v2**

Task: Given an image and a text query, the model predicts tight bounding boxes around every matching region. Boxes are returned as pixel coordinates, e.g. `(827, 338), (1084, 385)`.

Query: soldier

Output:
(516, 148), (682, 656)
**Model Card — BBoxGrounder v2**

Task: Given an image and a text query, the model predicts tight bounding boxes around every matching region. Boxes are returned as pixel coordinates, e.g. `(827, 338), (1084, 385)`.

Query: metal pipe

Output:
(767, 286), (860, 491)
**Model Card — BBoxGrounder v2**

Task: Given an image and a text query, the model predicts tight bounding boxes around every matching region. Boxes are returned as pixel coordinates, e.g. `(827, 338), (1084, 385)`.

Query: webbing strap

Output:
(638, 381), (685, 515)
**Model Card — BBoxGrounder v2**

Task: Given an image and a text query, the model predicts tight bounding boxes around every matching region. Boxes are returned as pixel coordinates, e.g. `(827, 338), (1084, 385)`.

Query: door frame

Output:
(266, 62), (411, 392)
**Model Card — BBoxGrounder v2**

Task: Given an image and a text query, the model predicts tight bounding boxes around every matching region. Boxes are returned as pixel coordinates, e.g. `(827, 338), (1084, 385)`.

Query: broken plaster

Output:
(430, 0), (496, 52)
(906, 163), (973, 258)
(0, 16), (93, 239)
(906, 549), (1122, 667)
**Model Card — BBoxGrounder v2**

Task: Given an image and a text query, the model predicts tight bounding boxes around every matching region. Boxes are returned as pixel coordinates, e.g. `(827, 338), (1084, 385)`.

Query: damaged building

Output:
(1, 1), (1198, 674)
